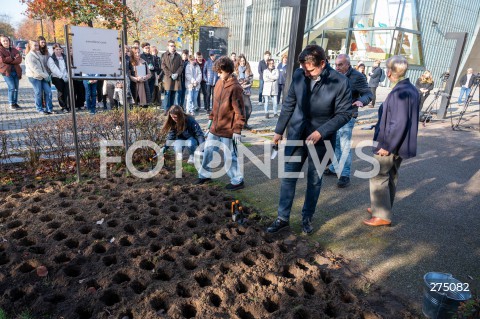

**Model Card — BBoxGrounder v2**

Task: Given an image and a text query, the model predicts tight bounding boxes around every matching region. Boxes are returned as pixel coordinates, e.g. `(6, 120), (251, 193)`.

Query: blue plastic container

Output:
(422, 272), (472, 319)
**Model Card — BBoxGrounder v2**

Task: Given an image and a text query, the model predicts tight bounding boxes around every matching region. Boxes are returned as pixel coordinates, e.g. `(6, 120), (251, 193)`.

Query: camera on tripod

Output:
(473, 73), (480, 85)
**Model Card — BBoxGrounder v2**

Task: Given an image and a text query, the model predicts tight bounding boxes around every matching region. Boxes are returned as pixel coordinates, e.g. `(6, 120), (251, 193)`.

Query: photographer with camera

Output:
(457, 68), (475, 105)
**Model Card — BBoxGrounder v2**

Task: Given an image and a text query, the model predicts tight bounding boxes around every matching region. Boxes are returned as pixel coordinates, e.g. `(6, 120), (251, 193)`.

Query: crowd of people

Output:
(1, 34), (469, 233)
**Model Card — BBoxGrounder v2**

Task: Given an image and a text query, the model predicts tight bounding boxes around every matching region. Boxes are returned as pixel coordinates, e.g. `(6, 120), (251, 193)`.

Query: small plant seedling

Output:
(18, 310), (34, 319)
(0, 308), (8, 319)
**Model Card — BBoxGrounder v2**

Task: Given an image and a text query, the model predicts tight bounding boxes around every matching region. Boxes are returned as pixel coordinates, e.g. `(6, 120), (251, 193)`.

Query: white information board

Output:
(71, 26), (119, 75)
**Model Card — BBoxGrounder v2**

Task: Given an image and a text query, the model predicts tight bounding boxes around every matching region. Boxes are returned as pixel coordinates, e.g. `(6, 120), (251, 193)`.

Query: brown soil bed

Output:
(0, 171), (419, 319)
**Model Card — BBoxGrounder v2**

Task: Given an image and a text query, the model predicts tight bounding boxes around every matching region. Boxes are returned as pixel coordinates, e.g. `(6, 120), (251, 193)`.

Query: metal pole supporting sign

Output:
(65, 25), (130, 182)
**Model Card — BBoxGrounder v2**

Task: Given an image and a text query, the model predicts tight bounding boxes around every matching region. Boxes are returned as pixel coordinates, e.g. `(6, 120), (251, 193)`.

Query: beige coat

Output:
(161, 51), (183, 91)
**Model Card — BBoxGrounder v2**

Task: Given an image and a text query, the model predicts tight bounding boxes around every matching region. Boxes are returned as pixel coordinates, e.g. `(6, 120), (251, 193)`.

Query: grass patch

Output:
(242, 142), (254, 147)
(182, 162), (197, 174)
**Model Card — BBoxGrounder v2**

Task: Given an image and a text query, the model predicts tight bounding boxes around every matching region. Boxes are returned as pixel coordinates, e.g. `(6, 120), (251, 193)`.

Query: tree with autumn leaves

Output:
(20, 0), (136, 38)
(151, 0), (223, 52)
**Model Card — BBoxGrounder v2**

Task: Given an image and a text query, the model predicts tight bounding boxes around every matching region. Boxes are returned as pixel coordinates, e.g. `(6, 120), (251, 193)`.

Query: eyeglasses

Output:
(168, 45), (175, 47)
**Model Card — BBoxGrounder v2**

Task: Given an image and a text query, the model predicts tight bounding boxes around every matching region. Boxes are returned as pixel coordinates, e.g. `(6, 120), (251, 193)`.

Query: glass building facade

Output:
(220, 0), (480, 81)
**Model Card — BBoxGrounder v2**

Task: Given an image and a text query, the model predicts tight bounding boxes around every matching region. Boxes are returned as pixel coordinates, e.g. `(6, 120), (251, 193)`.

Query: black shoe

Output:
(337, 176), (350, 188)
(9, 105), (16, 110)
(244, 124), (252, 130)
(266, 218), (290, 233)
(225, 181), (244, 191)
(194, 178), (211, 185)
(323, 168), (336, 176)
(302, 218), (313, 235)
(14, 104), (21, 109)
(265, 113), (270, 119)
(43, 111), (52, 115)
(274, 113), (279, 117)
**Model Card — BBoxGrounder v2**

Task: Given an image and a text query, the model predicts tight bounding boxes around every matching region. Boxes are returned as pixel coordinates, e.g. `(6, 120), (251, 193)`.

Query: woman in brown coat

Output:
(129, 47), (152, 107)
(0, 35), (22, 110)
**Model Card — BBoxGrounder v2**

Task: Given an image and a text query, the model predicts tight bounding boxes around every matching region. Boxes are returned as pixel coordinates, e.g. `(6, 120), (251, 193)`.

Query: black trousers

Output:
(205, 84), (214, 111)
(243, 94), (252, 124)
(51, 77), (70, 110)
(277, 83), (284, 105)
(73, 80), (85, 109)
(370, 86), (378, 106)
(197, 81), (207, 110)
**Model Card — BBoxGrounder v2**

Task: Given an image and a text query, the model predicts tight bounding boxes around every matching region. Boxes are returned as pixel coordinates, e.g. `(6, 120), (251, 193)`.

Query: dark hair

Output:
(182, 49), (189, 55)
(37, 36), (48, 55)
(52, 43), (62, 50)
(167, 40), (175, 45)
(161, 105), (187, 136)
(196, 51), (202, 56)
(133, 40), (140, 44)
(234, 54), (252, 76)
(264, 51), (271, 55)
(231, 52), (236, 55)
(141, 42), (150, 48)
(213, 56), (234, 74)
(298, 45), (326, 67)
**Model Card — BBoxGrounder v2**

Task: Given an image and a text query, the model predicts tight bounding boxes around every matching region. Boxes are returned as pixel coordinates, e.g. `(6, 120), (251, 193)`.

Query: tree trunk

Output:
(52, 20), (57, 43)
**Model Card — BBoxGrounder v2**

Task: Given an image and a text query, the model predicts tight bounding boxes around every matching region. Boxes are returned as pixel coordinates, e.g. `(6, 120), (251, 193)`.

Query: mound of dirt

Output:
(0, 171), (419, 319)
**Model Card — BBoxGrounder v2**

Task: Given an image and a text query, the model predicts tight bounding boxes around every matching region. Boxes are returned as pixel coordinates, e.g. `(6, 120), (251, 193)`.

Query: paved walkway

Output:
(2, 75), (479, 310)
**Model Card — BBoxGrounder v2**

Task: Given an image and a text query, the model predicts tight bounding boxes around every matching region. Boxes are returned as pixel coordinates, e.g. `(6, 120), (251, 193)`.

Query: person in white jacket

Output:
(25, 40), (53, 114)
(47, 43), (70, 112)
(262, 59), (279, 118)
(185, 55), (202, 115)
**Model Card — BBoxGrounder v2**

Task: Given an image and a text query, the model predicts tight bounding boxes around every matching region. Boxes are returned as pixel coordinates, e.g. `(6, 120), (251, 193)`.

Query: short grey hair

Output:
(386, 55), (408, 78)
(336, 54), (351, 66)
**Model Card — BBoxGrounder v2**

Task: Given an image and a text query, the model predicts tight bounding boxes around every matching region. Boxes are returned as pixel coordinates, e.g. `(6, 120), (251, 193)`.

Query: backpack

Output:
(379, 68), (386, 82)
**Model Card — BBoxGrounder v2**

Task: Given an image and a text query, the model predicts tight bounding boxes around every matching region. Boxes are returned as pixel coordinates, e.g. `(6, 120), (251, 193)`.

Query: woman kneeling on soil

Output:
(162, 105), (205, 164)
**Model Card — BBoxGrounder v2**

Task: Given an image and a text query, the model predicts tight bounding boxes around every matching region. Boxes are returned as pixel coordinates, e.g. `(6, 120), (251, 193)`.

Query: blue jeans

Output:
(84, 81), (97, 113)
(2, 71), (19, 105)
(163, 90), (177, 111)
(264, 95), (278, 115)
(457, 87), (471, 104)
(186, 89), (199, 113)
(28, 77), (53, 112)
(199, 133), (243, 185)
(171, 137), (198, 155)
(277, 144), (324, 222)
(329, 118), (355, 177)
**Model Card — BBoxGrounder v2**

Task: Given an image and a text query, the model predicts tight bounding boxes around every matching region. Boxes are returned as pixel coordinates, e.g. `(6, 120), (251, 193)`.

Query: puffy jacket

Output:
(186, 63), (202, 91)
(209, 75), (245, 138)
(25, 50), (49, 80)
(167, 116), (205, 145)
(0, 46), (22, 79)
(368, 66), (383, 88)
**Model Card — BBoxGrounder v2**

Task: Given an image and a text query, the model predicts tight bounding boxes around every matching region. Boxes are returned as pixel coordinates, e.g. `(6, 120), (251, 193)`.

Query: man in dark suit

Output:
(364, 55), (420, 227)
(266, 45), (352, 234)
(324, 54), (372, 188)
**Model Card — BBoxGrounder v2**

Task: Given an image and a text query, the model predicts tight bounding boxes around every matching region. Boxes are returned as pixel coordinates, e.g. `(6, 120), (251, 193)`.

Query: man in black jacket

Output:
(266, 45), (352, 234)
(456, 68), (474, 105)
(257, 51), (270, 103)
(364, 55), (419, 227)
(324, 54), (372, 188)
(368, 60), (383, 107)
(140, 42), (160, 105)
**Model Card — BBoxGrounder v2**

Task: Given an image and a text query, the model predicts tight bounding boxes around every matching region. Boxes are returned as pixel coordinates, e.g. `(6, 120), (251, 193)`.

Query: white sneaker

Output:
(187, 155), (194, 164)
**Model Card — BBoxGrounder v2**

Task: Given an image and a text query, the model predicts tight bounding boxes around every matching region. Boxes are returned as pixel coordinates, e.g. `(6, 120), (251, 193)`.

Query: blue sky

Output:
(1, 0), (28, 27)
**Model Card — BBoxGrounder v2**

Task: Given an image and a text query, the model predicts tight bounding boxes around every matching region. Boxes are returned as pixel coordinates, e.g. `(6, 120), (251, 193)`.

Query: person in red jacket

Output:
(0, 35), (22, 110)
(195, 56), (246, 191)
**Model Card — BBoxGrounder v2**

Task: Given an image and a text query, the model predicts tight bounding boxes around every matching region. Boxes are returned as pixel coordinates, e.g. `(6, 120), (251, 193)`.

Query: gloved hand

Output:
(232, 133), (241, 145)
(171, 73), (178, 80)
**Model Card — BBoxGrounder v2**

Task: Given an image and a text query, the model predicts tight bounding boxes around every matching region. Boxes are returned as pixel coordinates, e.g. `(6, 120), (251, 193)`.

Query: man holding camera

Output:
(161, 40), (184, 113)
